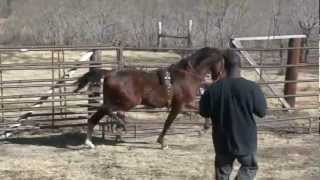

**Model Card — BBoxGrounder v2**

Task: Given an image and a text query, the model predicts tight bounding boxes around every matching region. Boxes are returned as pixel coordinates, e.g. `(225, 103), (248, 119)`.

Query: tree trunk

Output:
(0, 0), (12, 18)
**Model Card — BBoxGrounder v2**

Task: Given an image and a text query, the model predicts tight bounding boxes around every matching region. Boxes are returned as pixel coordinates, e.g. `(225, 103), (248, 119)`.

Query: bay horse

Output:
(73, 47), (226, 149)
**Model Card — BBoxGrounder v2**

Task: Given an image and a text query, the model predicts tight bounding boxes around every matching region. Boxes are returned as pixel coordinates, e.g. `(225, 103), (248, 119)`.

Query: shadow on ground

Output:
(0, 132), (117, 149)
(0, 132), (152, 150)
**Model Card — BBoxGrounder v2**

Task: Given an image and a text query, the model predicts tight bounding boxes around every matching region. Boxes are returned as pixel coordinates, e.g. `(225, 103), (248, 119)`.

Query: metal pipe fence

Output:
(0, 45), (318, 51)
(0, 45), (319, 138)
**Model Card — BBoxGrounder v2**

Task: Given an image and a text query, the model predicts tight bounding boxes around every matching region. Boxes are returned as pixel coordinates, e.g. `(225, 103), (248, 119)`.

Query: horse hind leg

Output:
(108, 112), (127, 143)
(86, 105), (127, 148)
(85, 107), (106, 149)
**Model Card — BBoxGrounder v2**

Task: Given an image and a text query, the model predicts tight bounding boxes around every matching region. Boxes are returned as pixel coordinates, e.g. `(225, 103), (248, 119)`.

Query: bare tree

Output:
(0, 0), (12, 18)
(0, 0), (317, 48)
(270, 0), (285, 70)
(202, 0), (248, 47)
(291, 0), (319, 63)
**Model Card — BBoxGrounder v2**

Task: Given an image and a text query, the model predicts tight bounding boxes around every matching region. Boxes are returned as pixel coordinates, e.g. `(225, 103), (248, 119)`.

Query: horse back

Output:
(102, 69), (168, 109)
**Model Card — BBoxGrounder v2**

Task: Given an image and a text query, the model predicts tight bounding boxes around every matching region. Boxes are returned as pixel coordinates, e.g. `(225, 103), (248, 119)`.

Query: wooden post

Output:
(187, 20), (193, 47)
(157, 21), (162, 48)
(88, 50), (101, 116)
(284, 38), (302, 107)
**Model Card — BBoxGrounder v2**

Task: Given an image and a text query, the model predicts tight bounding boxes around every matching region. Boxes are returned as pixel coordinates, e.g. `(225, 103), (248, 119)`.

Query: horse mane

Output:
(175, 47), (222, 70)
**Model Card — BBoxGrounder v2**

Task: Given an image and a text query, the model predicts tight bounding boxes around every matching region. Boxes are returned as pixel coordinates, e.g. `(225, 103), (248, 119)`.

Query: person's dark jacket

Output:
(199, 77), (267, 155)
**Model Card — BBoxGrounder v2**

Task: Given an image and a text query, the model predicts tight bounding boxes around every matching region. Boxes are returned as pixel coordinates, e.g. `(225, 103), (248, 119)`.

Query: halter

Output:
(187, 56), (225, 83)
(211, 58), (225, 83)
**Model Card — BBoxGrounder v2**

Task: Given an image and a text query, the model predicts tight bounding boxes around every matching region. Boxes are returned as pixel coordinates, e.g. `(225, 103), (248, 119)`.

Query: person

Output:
(199, 49), (267, 180)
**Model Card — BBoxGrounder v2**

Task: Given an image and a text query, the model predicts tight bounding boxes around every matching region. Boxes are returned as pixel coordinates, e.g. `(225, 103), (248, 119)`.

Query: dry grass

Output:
(0, 130), (319, 180)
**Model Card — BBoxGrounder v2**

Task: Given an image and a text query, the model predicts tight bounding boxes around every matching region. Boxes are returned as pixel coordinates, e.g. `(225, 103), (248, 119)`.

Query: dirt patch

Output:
(0, 131), (319, 180)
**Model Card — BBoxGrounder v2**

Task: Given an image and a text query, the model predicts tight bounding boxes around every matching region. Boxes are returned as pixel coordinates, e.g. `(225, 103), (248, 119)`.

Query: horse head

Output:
(176, 47), (225, 81)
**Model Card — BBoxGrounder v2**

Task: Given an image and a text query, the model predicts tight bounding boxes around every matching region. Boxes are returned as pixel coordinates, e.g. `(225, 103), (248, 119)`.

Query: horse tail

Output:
(73, 69), (110, 93)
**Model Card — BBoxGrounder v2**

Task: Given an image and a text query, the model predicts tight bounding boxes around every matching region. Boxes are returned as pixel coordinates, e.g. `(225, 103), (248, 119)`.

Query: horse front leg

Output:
(185, 103), (210, 132)
(157, 102), (182, 149)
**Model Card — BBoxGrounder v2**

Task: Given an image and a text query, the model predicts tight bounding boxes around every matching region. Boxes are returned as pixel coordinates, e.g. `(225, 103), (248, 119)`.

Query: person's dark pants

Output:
(215, 153), (258, 180)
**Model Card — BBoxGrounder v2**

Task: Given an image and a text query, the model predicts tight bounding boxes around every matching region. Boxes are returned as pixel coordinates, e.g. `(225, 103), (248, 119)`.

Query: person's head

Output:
(222, 49), (241, 78)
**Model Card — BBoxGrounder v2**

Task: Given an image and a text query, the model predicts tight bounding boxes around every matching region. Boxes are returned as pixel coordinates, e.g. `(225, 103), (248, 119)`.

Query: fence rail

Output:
(0, 45), (318, 51)
(0, 45), (319, 138)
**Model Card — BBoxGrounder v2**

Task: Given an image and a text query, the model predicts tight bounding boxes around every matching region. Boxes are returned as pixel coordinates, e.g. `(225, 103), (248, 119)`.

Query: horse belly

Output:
(103, 83), (142, 111)
(141, 86), (168, 108)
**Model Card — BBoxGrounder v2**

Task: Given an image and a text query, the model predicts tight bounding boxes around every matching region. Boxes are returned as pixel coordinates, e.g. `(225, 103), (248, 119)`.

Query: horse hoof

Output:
(156, 137), (163, 144)
(85, 139), (95, 149)
(115, 135), (125, 143)
(156, 136), (169, 149)
(161, 144), (169, 150)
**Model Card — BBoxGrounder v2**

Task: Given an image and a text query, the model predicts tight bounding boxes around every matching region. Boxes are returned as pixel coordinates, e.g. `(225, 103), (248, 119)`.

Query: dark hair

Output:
(222, 49), (241, 75)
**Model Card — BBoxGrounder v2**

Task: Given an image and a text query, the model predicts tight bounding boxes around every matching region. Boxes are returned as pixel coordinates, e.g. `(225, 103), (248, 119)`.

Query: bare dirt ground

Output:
(0, 130), (319, 180)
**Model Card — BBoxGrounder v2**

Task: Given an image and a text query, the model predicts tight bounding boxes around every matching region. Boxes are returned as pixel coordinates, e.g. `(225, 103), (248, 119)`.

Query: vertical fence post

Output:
(116, 46), (124, 70)
(259, 51), (263, 81)
(157, 20), (192, 49)
(57, 50), (63, 120)
(51, 51), (55, 128)
(157, 21), (162, 48)
(62, 50), (67, 119)
(0, 52), (3, 123)
(318, 40), (320, 134)
(187, 19), (193, 48)
(116, 47), (124, 138)
(308, 117), (312, 134)
(88, 50), (101, 117)
(284, 38), (302, 107)
(134, 124), (137, 140)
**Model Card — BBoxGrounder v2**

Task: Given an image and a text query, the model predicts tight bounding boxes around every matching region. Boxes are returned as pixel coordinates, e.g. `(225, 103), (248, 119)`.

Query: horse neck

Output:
(174, 58), (210, 80)
(188, 63), (210, 80)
